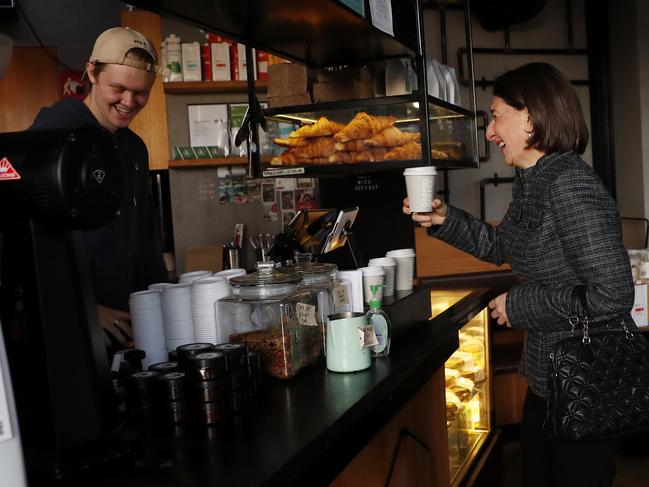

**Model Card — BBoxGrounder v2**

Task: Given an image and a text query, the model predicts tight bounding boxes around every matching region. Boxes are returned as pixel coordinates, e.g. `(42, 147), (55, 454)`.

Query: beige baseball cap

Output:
(89, 27), (158, 72)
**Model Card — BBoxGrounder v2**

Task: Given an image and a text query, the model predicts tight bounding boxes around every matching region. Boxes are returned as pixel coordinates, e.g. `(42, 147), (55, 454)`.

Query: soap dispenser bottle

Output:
(366, 284), (391, 357)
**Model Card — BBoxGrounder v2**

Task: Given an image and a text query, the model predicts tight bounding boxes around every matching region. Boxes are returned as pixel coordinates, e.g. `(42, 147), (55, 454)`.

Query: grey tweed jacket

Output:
(430, 151), (635, 398)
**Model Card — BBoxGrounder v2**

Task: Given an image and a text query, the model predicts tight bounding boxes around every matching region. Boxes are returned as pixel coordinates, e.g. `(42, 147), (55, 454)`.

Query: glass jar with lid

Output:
(216, 261), (323, 379)
(291, 253), (353, 324)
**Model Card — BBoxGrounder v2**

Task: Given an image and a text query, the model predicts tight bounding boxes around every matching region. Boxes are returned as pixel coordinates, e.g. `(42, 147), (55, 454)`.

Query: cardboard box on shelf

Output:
(312, 82), (355, 103)
(268, 63), (308, 97)
(181, 42), (202, 81)
(210, 42), (231, 81)
(268, 93), (312, 109)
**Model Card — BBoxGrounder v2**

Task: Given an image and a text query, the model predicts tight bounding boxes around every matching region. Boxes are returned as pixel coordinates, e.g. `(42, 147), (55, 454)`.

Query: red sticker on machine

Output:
(0, 157), (20, 180)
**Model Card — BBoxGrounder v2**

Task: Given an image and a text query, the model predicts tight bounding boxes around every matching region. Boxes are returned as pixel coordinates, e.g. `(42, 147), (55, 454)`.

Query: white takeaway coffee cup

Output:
(404, 166), (438, 212)
(359, 266), (386, 304)
(386, 248), (416, 291)
(368, 257), (397, 297)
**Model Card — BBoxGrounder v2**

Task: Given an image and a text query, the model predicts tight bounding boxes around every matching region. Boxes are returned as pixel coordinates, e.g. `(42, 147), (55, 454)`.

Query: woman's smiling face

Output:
(486, 96), (544, 168)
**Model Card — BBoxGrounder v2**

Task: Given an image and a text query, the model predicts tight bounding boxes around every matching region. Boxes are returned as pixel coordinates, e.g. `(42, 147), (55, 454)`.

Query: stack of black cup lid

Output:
(213, 343), (252, 415)
(176, 343), (214, 371)
(126, 370), (159, 422)
(149, 361), (180, 374)
(188, 351), (228, 424)
(153, 371), (188, 425)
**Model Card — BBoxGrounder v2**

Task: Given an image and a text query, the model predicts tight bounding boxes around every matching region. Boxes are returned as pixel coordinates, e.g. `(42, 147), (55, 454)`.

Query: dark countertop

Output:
(79, 287), (491, 487)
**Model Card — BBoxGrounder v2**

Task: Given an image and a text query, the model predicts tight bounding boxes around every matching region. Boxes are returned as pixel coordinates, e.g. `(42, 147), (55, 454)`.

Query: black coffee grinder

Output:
(0, 127), (127, 483)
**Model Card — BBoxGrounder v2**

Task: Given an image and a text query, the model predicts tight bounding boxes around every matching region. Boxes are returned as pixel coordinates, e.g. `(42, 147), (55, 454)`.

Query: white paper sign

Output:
(296, 303), (318, 327)
(188, 104), (229, 148)
(369, 0), (394, 37)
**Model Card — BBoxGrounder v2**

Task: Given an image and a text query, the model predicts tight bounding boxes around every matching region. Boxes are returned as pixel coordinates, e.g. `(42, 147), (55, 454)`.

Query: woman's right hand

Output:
(402, 197), (447, 228)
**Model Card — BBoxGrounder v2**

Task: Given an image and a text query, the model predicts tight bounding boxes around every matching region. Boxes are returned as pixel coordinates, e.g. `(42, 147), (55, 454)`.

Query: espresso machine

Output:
(0, 127), (127, 484)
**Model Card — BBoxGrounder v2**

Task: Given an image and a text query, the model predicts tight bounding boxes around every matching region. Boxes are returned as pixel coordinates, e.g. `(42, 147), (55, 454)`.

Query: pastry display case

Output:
(431, 289), (493, 486)
(261, 93), (478, 177)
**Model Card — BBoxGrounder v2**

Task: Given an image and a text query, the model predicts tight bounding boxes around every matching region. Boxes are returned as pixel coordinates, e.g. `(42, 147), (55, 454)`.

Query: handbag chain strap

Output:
(570, 285), (631, 344)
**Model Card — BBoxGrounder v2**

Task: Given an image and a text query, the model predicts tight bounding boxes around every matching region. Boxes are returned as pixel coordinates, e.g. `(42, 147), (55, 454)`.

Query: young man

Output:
(30, 27), (168, 348)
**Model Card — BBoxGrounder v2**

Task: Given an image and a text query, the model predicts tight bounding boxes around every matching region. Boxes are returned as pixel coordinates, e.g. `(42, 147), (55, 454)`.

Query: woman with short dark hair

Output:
(404, 62), (634, 486)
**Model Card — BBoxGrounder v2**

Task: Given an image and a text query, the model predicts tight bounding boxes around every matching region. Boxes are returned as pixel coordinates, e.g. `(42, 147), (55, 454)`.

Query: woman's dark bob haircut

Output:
(493, 62), (589, 155)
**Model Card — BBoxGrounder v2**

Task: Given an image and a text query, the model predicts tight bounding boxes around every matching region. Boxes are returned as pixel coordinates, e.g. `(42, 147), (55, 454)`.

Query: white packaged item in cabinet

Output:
(431, 59), (446, 101)
(632, 283), (648, 328)
(210, 42), (231, 81)
(385, 58), (409, 96)
(237, 43), (256, 81)
(181, 42), (202, 81)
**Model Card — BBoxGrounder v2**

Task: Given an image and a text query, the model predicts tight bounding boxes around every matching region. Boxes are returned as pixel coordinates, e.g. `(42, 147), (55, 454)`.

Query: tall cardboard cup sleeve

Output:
(404, 166), (437, 212)
(386, 248), (416, 291)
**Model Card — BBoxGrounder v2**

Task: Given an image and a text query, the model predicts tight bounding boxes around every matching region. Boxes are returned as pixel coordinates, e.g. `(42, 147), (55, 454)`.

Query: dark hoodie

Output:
(30, 98), (168, 311)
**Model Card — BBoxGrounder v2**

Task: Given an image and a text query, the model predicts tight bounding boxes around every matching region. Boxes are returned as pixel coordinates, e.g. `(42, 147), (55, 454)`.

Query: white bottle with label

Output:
(0, 319), (28, 487)
(165, 34), (183, 82)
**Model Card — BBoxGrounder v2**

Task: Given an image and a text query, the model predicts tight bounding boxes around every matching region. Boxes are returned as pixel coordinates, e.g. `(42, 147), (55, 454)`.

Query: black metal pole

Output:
(245, 45), (260, 178)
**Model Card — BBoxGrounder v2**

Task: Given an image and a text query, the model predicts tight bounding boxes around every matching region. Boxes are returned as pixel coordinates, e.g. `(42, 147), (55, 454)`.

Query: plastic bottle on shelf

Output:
(165, 34), (183, 82)
(366, 284), (391, 357)
(159, 41), (170, 82)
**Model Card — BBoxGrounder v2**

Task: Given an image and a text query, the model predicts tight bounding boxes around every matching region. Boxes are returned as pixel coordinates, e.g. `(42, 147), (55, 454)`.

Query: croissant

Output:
(289, 117), (345, 138)
(274, 137), (309, 148)
(271, 150), (331, 166)
(431, 149), (450, 160)
(364, 126), (421, 148)
(334, 139), (368, 152)
(333, 112), (397, 142)
(384, 141), (422, 161)
(328, 148), (388, 163)
(289, 136), (336, 158)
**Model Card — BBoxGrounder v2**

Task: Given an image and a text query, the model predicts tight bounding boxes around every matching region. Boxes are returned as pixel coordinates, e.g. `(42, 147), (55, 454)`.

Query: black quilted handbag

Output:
(545, 286), (649, 440)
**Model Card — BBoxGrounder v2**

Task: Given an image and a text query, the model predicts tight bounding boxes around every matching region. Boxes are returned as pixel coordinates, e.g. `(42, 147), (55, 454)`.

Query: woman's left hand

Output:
(488, 292), (511, 327)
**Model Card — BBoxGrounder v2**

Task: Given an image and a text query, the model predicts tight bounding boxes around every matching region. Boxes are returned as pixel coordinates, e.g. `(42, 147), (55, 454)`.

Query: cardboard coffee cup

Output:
(386, 248), (416, 291)
(359, 266), (386, 304)
(404, 166), (438, 212)
(368, 257), (397, 296)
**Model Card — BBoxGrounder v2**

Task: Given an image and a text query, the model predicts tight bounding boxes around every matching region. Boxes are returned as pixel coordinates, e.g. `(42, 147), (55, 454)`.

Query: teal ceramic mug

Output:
(326, 312), (371, 373)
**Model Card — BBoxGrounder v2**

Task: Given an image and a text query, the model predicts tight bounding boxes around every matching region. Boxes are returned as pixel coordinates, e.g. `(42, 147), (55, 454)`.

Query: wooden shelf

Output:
(169, 155), (272, 168)
(163, 80), (268, 94)
(168, 157), (248, 168)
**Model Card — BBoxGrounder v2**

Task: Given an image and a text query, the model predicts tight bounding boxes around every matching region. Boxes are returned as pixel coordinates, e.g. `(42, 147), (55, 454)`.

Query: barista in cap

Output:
(30, 27), (168, 348)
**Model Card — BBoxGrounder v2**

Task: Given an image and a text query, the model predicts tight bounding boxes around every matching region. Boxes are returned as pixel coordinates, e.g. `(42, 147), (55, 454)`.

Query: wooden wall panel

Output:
(121, 10), (170, 170)
(415, 227), (510, 278)
(0, 47), (59, 133)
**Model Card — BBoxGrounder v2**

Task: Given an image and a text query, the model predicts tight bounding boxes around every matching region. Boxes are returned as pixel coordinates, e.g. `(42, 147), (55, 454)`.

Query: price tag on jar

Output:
(296, 303), (318, 327)
(333, 284), (350, 308)
(358, 325), (378, 349)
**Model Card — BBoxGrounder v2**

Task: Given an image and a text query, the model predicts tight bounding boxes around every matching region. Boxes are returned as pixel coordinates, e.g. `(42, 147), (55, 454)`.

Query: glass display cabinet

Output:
(431, 289), (493, 486)
(261, 93), (477, 177)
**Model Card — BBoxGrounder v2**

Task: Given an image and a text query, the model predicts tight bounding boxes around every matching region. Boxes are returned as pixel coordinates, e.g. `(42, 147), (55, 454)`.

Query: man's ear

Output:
(85, 62), (97, 84)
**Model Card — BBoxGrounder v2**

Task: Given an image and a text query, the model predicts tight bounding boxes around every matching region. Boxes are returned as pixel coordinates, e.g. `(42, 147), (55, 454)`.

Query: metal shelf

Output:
(128, 0), (418, 68)
(261, 157), (478, 178)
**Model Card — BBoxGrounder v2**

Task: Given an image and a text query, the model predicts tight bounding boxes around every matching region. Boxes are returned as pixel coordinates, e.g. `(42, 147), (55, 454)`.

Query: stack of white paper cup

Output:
(191, 276), (230, 343)
(148, 282), (174, 292)
(179, 270), (212, 284)
(367, 257), (397, 296)
(129, 290), (167, 368)
(404, 166), (437, 212)
(160, 283), (195, 351)
(214, 268), (247, 294)
(386, 248), (416, 291)
(359, 266), (386, 304)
